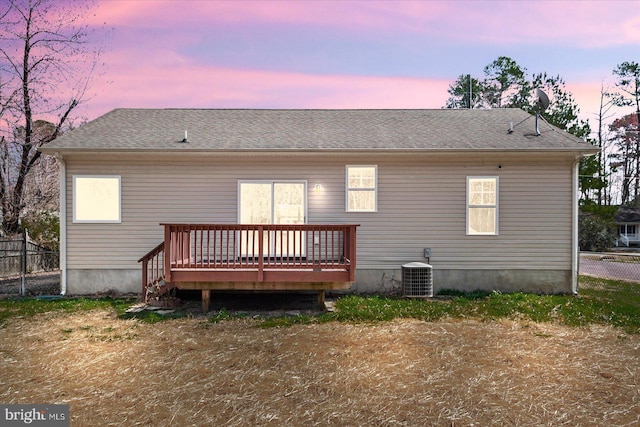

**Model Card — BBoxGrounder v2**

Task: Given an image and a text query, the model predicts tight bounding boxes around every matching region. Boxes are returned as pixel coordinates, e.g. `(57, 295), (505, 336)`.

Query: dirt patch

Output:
(0, 311), (638, 426)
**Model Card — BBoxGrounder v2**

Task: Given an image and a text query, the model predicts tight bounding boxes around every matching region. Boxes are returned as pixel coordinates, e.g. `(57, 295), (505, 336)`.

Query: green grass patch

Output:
(0, 297), (132, 326)
(0, 296), (191, 325)
(1, 277), (638, 333)
(255, 278), (640, 333)
(575, 276), (640, 333)
(208, 308), (246, 323)
(119, 309), (190, 323)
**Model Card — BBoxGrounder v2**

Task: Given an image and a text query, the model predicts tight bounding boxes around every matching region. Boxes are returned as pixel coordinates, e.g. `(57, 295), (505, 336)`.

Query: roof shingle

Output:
(41, 108), (598, 153)
(615, 207), (640, 223)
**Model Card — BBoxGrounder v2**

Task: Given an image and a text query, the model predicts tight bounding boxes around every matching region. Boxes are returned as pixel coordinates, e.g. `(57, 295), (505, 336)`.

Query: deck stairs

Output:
(139, 242), (174, 303)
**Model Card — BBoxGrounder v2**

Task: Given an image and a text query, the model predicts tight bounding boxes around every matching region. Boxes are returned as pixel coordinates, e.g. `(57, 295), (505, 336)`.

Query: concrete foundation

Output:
(351, 268), (572, 295)
(431, 269), (573, 294)
(350, 269), (403, 294)
(66, 269), (140, 295)
(65, 267), (573, 296)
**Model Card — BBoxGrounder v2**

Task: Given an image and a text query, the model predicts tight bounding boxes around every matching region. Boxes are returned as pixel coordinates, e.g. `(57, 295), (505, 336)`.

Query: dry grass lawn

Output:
(1, 310), (639, 426)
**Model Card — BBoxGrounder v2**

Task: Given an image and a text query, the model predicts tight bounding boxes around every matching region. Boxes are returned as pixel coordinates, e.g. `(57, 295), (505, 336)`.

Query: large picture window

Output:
(467, 176), (498, 235)
(346, 165), (377, 212)
(73, 175), (121, 223)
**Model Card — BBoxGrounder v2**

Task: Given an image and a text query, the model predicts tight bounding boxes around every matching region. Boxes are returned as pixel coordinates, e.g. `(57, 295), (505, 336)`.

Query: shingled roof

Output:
(42, 108), (598, 153)
(614, 207), (640, 223)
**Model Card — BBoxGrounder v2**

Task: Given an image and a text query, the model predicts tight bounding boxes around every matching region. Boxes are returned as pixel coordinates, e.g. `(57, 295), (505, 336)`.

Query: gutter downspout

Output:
(56, 153), (67, 296)
(572, 156), (580, 295)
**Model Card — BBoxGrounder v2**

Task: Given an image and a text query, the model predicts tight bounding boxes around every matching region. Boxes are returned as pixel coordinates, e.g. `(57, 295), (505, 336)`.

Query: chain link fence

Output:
(0, 231), (60, 296)
(579, 252), (640, 283)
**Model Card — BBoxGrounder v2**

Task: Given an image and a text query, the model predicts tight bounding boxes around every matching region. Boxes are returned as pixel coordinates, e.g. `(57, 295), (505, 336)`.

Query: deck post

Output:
(141, 258), (148, 296)
(164, 225), (172, 283)
(202, 290), (211, 313)
(348, 225), (357, 282)
(317, 290), (325, 309)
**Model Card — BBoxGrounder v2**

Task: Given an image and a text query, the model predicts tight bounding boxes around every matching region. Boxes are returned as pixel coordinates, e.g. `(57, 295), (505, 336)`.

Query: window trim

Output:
(466, 176), (499, 236)
(619, 224), (637, 236)
(72, 175), (122, 223)
(345, 165), (378, 213)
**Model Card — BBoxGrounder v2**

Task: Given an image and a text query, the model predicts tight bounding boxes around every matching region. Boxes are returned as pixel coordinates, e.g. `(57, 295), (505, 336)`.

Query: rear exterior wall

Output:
(62, 152), (576, 295)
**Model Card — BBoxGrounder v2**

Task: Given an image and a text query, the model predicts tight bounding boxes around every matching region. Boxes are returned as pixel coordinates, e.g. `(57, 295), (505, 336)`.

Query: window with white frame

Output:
(467, 176), (498, 235)
(619, 224), (637, 236)
(346, 165), (377, 212)
(73, 175), (121, 223)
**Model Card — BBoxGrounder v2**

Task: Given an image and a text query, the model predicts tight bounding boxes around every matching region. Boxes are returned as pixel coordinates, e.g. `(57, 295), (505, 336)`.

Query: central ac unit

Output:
(402, 262), (433, 298)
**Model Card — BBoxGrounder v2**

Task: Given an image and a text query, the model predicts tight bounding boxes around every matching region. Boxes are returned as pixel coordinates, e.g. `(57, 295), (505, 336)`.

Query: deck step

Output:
(144, 279), (176, 304)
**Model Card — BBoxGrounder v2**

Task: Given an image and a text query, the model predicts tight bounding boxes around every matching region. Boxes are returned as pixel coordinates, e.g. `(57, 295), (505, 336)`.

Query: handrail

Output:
(138, 242), (166, 300)
(138, 242), (165, 263)
(620, 235), (630, 247)
(161, 224), (358, 283)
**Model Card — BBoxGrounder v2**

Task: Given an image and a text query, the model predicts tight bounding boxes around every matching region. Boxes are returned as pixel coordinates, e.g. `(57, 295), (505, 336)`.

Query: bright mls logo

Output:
(1, 405), (69, 426)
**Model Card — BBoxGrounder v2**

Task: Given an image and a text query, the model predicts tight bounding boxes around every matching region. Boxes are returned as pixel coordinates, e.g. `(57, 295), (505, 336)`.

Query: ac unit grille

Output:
(402, 262), (433, 298)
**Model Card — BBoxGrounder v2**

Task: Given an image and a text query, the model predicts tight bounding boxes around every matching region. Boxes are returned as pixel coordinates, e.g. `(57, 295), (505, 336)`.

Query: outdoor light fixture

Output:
(315, 184), (322, 193)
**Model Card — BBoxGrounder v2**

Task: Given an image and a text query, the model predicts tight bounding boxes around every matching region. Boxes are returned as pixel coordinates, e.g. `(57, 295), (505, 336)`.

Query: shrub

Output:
(579, 215), (616, 251)
(21, 210), (59, 250)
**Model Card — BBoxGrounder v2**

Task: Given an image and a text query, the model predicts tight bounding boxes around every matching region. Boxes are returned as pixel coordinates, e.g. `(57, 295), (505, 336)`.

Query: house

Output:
(614, 207), (640, 246)
(41, 108), (598, 304)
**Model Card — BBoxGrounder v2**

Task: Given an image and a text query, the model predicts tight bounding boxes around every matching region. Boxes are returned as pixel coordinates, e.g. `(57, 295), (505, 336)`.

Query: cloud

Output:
(89, 0), (640, 48)
(81, 58), (451, 119)
(73, 0), (638, 126)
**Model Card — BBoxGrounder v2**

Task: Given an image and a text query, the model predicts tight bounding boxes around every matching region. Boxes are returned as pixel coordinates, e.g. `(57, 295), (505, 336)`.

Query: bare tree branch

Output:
(0, 0), (104, 235)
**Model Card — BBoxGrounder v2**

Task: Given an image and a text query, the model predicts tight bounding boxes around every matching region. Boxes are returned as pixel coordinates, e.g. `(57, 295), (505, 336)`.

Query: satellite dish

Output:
(535, 88), (550, 112)
(533, 89), (550, 136)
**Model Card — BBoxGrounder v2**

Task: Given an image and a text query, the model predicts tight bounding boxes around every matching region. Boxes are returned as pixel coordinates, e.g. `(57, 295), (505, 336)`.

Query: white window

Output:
(467, 176), (498, 235)
(73, 175), (121, 223)
(346, 165), (377, 212)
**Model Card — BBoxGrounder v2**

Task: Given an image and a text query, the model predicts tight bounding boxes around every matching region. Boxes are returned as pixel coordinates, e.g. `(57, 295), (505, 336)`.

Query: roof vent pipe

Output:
(180, 130), (189, 143)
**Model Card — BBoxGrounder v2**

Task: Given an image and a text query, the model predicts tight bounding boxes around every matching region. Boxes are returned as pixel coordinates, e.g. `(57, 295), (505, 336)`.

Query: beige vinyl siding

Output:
(64, 153), (574, 272)
(364, 161), (571, 270)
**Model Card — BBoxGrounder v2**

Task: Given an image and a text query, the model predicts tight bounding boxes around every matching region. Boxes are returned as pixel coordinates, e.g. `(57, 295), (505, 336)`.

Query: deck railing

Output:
(616, 234), (630, 247)
(138, 242), (167, 298)
(162, 224), (358, 284)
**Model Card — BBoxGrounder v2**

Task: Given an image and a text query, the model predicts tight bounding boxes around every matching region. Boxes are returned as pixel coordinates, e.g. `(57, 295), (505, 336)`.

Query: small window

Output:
(73, 175), (121, 223)
(346, 165), (377, 212)
(467, 176), (498, 235)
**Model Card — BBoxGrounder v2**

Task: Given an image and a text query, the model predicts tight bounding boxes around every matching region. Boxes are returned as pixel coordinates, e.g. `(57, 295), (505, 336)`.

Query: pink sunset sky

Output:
(71, 0), (640, 128)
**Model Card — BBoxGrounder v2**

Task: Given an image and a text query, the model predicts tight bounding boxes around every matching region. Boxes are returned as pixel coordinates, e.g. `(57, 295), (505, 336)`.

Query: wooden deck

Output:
(139, 224), (358, 311)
